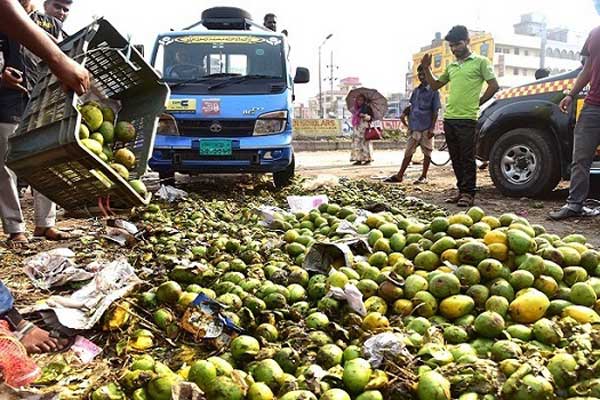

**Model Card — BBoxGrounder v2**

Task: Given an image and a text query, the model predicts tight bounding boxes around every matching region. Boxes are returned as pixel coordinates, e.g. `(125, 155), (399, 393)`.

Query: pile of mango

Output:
(78, 101), (147, 197)
(91, 198), (600, 400)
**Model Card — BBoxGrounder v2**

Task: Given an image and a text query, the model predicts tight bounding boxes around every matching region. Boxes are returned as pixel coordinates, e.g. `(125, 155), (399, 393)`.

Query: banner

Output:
(293, 119), (341, 136)
(382, 119), (403, 130)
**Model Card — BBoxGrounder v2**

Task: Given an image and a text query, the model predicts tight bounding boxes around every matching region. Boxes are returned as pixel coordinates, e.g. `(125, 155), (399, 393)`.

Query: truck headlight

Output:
(253, 111), (288, 135)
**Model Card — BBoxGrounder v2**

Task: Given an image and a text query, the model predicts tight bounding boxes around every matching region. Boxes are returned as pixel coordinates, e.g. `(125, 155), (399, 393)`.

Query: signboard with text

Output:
(293, 119), (341, 136)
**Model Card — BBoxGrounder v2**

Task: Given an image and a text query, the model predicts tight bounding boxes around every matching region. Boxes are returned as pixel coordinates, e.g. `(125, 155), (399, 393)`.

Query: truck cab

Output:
(477, 65), (589, 197)
(148, 7), (309, 187)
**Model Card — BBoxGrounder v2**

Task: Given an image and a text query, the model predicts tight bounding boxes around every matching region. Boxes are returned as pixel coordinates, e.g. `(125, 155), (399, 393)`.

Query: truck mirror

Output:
(134, 44), (145, 57)
(294, 67), (310, 84)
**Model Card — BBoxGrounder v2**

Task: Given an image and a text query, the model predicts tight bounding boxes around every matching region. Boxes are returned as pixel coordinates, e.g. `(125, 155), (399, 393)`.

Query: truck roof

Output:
(158, 29), (284, 39)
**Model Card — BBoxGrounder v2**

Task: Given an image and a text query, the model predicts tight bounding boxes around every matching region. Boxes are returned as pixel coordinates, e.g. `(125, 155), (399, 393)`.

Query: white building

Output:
(493, 13), (584, 88)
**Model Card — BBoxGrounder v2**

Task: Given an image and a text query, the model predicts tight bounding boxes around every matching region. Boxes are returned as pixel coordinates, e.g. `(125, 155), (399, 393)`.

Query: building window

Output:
(503, 48), (510, 54)
(524, 50), (529, 56)
(514, 48), (520, 55)
(546, 48), (553, 57)
(513, 68), (519, 75)
(569, 50), (576, 60)
(495, 46), (502, 53)
(522, 69), (527, 76)
(480, 43), (490, 57)
(434, 54), (442, 68)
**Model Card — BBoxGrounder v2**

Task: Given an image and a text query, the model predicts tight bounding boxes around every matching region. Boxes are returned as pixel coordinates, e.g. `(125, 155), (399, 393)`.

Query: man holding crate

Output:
(0, 0), (71, 246)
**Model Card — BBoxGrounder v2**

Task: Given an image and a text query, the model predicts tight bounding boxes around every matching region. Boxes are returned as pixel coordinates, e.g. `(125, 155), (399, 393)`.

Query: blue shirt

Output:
(408, 84), (441, 132)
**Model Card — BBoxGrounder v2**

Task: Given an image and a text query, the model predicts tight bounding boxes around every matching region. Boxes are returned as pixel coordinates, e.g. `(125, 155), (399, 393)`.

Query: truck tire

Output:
(489, 128), (561, 197)
(159, 171), (175, 186)
(273, 155), (295, 188)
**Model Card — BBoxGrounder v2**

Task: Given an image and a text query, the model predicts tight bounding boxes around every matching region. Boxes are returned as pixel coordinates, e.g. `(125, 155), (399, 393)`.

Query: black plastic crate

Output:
(7, 19), (170, 211)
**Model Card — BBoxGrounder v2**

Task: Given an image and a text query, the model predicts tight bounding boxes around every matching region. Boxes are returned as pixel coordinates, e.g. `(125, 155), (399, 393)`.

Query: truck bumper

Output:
(149, 134), (293, 174)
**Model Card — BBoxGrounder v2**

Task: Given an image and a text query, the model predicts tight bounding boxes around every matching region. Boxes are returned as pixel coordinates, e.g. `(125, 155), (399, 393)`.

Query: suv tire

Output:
(489, 128), (561, 197)
(273, 155), (295, 188)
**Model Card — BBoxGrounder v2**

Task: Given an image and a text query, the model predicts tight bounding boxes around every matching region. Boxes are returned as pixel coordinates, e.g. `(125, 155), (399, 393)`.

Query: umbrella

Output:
(346, 87), (388, 121)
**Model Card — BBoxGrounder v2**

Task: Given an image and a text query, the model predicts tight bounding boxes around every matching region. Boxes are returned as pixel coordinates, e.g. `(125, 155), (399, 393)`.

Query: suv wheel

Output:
(273, 155), (295, 188)
(489, 128), (561, 197)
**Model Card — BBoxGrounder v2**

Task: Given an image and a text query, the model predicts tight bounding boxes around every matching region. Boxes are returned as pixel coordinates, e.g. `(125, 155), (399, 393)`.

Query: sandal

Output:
(445, 192), (462, 204)
(4, 233), (29, 249)
(413, 177), (428, 185)
(457, 193), (475, 208)
(383, 175), (402, 183)
(351, 161), (362, 166)
(33, 227), (72, 241)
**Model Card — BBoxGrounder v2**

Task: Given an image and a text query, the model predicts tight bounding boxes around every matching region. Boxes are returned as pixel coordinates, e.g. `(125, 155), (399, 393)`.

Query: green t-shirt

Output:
(439, 53), (496, 120)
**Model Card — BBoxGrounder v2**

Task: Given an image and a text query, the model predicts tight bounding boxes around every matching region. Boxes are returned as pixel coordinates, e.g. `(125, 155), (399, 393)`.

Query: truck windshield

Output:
(156, 34), (285, 84)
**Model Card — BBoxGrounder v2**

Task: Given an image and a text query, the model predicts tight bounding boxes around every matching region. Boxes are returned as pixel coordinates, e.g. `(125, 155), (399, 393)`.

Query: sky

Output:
(34, 0), (599, 103)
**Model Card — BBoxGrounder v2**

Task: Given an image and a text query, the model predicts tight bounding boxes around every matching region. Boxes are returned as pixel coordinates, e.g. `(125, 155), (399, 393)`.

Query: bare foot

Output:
(18, 323), (70, 354)
(6, 233), (28, 248)
(33, 227), (72, 241)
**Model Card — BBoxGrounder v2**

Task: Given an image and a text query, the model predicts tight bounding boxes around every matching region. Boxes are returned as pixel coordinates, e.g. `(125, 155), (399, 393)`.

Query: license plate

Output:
(199, 140), (232, 156)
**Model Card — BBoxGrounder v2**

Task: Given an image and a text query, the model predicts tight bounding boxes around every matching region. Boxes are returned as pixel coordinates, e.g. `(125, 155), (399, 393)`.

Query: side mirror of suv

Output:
(294, 67), (310, 84)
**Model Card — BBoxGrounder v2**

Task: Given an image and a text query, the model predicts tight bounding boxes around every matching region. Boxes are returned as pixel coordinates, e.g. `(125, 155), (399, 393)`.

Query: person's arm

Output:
(0, 0), (89, 94)
(400, 106), (410, 128)
(480, 78), (499, 105)
(479, 57), (499, 105)
(559, 40), (592, 113)
(420, 53), (448, 91)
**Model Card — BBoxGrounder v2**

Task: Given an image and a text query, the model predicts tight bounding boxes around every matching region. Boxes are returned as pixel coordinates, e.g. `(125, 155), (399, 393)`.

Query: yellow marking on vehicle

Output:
(496, 78), (577, 100)
(167, 99), (197, 113)
(175, 35), (266, 45)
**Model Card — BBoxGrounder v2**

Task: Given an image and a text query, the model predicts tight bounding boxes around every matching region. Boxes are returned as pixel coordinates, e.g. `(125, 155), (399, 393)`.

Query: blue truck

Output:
(148, 7), (309, 187)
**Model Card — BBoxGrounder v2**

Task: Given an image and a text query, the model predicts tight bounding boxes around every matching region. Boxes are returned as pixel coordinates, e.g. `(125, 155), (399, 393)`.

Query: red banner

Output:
(382, 119), (403, 130)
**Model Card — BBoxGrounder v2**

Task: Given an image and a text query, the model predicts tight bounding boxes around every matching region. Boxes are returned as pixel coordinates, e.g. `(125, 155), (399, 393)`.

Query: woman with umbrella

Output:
(347, 88), (387, 165)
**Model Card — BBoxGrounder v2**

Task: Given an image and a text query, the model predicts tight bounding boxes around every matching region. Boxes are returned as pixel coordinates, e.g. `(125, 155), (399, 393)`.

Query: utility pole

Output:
(327, 50), (339, 118)
(318, 34), (333, 119)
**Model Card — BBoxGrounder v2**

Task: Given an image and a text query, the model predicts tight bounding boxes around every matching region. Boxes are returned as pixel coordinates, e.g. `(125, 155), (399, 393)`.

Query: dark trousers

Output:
(444, 119), (478, 195)
(567, 103), (600, 211)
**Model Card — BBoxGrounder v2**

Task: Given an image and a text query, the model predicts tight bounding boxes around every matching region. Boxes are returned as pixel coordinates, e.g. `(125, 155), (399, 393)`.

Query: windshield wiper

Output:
(167, 73), (242, 89)
(208, 74), (281, 91)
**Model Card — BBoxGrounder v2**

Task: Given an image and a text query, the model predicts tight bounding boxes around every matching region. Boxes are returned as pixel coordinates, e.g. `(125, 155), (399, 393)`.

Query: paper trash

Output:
(327, 283), (366, 316)
(35, 258), (141, 330)
(23, 249), (94, 290)
(287, 195), (328, 213)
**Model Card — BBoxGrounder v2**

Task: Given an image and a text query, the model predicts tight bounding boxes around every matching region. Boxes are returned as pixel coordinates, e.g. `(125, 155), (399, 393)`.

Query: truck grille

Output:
(177, 119), (255, 137)
(163, 149), (259, 163)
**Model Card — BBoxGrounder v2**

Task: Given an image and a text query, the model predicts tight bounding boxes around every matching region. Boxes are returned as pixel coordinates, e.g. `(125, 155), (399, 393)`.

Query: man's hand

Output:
(421, 53), (432, 69)
(0, 67), (28, 93)
(48, 55), (90, 95)
(559, 95), (573, 114)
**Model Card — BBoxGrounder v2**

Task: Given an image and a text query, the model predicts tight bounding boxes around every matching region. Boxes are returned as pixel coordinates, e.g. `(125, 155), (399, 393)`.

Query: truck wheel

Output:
(489, 128), (561, 197)
(273, 156), (295, 188)
(159, 171), (175, 186)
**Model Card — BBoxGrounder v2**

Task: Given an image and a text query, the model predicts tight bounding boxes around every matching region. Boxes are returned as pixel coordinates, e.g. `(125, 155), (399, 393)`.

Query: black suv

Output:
(477, 67), (589, 197)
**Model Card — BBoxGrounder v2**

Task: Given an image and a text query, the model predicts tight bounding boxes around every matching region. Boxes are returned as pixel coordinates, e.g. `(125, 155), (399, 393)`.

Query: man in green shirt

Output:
(421, 25), (499, 207)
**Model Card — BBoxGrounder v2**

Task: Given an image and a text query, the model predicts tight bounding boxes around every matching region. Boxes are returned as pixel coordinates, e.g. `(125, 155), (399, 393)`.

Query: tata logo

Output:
(209, 121), (223, 133)
(243, 107), (264, 115)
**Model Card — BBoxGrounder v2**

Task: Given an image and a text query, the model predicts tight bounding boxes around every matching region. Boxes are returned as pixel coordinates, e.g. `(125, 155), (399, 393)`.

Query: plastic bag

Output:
(327, 283), (366, 316)
(302, 175), (340, 191)
(362, 332), (411, 368)
(0, 322), (40, 387)
(156, 185), (188, 203)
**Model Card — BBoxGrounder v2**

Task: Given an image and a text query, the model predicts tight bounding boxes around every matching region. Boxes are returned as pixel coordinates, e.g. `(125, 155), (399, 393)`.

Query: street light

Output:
(318, 33), (333, 119)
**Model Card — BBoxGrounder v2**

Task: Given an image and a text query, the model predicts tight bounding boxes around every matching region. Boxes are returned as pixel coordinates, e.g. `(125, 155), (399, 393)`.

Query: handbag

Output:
(364, 123), (383, 140)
